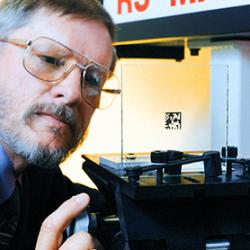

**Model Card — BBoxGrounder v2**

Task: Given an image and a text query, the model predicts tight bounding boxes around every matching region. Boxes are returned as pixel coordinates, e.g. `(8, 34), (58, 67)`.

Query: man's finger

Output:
(35, 193), (90, 250)
(59, 231), (94, 250)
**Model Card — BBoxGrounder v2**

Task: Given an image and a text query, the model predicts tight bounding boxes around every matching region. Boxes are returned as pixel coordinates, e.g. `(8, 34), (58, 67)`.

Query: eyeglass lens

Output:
(23, 37), (120, 109)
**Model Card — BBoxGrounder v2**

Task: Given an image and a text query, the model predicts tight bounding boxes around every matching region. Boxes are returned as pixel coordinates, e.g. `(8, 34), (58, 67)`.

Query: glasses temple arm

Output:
(0, 38), (28, 48)
(102, 88), (121, 94)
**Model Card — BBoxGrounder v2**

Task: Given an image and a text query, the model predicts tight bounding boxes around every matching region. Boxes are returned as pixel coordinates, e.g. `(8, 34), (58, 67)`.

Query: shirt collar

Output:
(0, 144), (15, 204)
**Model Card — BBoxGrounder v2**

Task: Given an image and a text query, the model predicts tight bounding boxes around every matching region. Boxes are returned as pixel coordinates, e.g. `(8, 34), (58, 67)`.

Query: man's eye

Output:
(39, 55), (65, 67)
(85, 73), (101, 88)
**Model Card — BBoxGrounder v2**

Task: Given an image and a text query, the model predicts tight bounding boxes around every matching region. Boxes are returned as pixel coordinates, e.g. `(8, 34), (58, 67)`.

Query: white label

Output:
(103, 0), (250, 24)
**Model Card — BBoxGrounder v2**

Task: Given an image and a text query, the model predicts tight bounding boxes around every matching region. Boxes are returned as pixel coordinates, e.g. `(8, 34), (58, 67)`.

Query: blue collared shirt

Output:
(0, 144), (15, 204)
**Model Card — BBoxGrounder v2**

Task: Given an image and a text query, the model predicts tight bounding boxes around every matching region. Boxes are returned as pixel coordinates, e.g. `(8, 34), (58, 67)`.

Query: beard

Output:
(0, 103), (86, 168)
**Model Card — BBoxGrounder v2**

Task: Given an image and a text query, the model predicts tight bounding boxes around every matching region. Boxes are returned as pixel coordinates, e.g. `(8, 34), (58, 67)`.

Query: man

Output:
(0, 0), (120, 249)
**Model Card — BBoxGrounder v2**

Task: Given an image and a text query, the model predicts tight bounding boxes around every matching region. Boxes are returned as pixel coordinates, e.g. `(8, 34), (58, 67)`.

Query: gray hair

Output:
(0, 0), (117, 69)
(0, 0), (115, 39)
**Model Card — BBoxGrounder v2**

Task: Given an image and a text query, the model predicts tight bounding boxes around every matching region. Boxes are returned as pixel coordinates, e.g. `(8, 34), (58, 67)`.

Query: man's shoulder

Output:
(24, 165), (66, 191)
(23, 165), (71, 204)
(25, 164), (64, 180)
(23, 165), (107, 212)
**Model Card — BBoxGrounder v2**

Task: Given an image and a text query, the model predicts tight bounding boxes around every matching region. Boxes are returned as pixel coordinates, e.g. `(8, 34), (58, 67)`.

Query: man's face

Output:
(0, 9), (113, 168)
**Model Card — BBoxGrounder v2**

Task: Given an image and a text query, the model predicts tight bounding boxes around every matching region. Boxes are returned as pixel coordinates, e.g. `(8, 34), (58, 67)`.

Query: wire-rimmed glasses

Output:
(0, 36), (121, 109)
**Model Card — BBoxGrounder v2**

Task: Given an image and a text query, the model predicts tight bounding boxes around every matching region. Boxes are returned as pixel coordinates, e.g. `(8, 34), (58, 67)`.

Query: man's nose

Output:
(49, 68), (83, 106)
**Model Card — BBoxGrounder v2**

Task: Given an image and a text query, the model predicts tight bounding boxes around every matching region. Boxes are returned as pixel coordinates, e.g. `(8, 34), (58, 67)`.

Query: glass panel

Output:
(117, 62), (229, 174)
(119, 63), (228, 154)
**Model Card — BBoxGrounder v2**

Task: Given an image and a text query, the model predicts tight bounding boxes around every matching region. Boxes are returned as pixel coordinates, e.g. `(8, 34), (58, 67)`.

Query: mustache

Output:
(24, 103), (79, 137)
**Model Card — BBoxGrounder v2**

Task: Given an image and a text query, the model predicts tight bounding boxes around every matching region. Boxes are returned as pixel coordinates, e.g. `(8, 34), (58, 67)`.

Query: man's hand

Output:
(35, 193), (95, 250)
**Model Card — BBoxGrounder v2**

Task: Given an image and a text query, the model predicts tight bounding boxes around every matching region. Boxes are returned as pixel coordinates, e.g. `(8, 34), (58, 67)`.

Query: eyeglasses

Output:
(0, 36), (121, 109)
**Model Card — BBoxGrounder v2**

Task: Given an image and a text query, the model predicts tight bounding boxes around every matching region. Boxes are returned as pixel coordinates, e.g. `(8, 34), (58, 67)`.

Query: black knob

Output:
(221, 146), (238, 158)
(151, 150), (169, 163)
(125, 166), (142, 186)
(203, 151), (222, 177)
(151, 150), (183, 163)
(167, 150), (183, 161)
